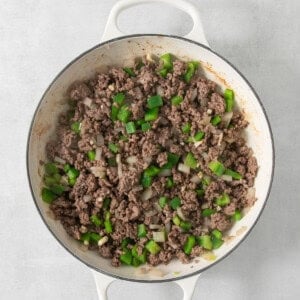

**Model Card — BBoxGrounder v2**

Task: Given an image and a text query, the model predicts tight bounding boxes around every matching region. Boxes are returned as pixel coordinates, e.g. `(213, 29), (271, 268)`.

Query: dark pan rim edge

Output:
(26, 33), (275, 283)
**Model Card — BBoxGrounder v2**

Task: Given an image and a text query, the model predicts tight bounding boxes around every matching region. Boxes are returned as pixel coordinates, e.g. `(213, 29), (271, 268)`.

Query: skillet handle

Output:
(176, 273), (200, 300)
(101, 0), (209, 47)
(92, 269), (115, 300)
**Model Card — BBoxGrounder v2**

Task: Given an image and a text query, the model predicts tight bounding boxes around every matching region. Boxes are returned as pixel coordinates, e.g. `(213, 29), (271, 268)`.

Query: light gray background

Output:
(0, 0), (299, 299)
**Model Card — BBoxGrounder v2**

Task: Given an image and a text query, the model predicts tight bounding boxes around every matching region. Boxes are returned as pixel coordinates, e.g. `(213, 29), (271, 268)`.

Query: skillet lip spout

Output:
(26, 33), (275, 283)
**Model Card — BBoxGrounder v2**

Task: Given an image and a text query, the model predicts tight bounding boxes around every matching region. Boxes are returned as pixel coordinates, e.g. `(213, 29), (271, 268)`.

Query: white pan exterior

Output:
(27, 34), (274, 283)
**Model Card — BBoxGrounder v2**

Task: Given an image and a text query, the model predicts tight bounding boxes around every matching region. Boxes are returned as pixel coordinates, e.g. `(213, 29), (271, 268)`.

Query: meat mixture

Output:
(41, 53), (258, 267)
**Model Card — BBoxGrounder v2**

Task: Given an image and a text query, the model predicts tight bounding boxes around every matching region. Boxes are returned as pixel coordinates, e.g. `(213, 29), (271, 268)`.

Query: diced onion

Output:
(54, 156), (66, 165)
(154, 202), (162, 212)
(149, 224), (162, 230)
(144, 210), (157, 217)
(116, 154), (122, 177)
(176, 207), (187, 221)
(165, 222), (171, 234)
(191, 174), (201, 184)
(156, 86), (164, 97)
(152, 231), (166, 243)
(83, 97), (93, 108)
(144, 156), (152, 164)
(90, 166), (106, 178)
(83, 195), (92, 202)
(223, 112), (233, 127)
(141, 188), (153, 201)
(202, 115), (211, 125)
(95, 147), (102, 161)
(246, 187), (256, 205)
(158, 169), (172, 177)
(178, 163), (190, 174)
(221, 174), (233, 182)
(146, 53), (155, 62)
(217, 133), (224, 146)
(201, 152), (208, 160)
(194, 141), (203, 148)
(98, 236), (108, 247)
(96, 134), (104, 146)
(190, 89), (198, 101)
(126, 156), (137, 164)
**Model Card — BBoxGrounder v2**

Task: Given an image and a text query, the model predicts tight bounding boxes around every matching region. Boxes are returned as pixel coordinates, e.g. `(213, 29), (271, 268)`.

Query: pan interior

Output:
(27, 35), (273, 282)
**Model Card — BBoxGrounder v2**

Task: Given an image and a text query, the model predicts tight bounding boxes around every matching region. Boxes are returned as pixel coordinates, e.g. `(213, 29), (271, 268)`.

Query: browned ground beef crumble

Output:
(44, 55), (258, 267)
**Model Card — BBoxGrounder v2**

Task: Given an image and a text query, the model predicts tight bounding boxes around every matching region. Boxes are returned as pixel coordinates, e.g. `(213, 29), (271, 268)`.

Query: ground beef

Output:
(42, 54), (258, 268)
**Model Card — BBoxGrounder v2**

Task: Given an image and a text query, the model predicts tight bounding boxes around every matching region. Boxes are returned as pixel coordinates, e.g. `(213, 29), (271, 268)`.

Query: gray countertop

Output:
(0, 0), (299, 299)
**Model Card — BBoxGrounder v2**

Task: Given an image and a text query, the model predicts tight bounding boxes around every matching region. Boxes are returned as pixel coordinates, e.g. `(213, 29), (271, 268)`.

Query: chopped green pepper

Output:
(103, 198), (111, 210)
(208, 160), (225, 176)
(71, 121), (81, 134)
(197, 235), (213, 250)
(120, 249), (133, 265)
(147, 95), (163, 109)
(193, 131), (205, 142)
(182, 123), (191, 134)
(123, 67), (136, 77)
(166, 177), (174, 188)
(121, 237), (134, 249)
(113, 92), (125, 105)
(90, 215), (102, 227)
(183, 235), (196, 255)
(162, 152), (180, 169)
(158, 196), (168, 208)
(211, 229), (222, 240)
(144, 165), (161, 177)
(63, 164), (70, 173)
(131, 245), (147, 264)
(215, 193), (230, 207)
(211, 115), (222, 126)
(160, 53), (173, 70)
(137, 224), (147, 238)
(108, 143), (119, 154)
(141, 122), (151, 132)
(80, 232), (101, 245)
(170, 197), (181, 210)
(224, 169), (242, 180)
(107, 156), (117, 167)
(211, 230), (223, 249)
(158, 53), (173, 77)
(104, 211), (113, 233)
(87, 150), (96, 161)
(231, 210), (243, 221)
(171, 95), (183, 106)
(44, 163), (58, 176)
(180, 220), (192, 232)
(196, 188), (205, 197)
(158, 68), (168, 78)
(172, 215), (181, 226)
(184, 152), (198, 169)
(202, 208), (216, 217)
(49, 184), (65, 196)
(183, 61), (199, 83)
(224, 89), (234, 112)
(145, 240), (161, 255)
(111, 104), (119, 121)
(145, 107), (159, 121)
(141, 175), (152, 188)
(41, 187), (57, 204)
(117, 105), (131, 123)
(125, 121), (136, 134)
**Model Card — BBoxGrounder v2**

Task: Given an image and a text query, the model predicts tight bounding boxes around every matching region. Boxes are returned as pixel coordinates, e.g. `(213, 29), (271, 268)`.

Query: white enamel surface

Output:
(27, 35), (273, 282)
(102, 0), (209, 46)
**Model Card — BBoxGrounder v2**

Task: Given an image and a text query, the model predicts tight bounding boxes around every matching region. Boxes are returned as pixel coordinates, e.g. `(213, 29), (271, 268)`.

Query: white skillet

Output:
(26, 0), (275, 299)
